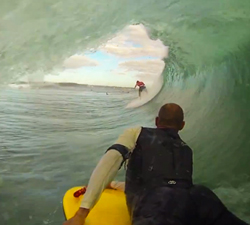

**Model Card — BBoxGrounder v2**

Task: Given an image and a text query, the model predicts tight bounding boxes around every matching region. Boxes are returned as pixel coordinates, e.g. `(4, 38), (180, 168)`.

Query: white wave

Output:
(8, 84), (31, 89)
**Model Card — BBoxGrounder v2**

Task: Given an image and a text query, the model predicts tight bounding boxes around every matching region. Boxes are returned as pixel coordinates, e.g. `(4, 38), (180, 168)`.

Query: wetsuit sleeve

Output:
(80, 150), (123, 209)
(80, 127), (141, 209)
(106, 126), (142, 168)
(114, 126), (142, 152)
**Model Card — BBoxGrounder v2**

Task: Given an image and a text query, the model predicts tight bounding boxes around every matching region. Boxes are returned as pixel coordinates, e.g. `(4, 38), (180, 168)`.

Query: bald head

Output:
(155, 103), (185, 130)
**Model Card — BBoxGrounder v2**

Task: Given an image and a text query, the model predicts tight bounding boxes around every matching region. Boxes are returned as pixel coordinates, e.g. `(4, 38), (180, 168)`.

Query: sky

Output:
(43, 24), (168, 88)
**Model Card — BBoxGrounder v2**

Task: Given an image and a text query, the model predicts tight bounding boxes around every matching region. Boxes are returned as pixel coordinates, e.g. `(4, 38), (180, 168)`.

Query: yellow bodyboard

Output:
(63, 186), (131, 225)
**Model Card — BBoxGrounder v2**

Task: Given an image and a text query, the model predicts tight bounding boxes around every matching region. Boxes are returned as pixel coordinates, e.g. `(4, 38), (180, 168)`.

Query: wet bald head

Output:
(155, 103), (185, 130)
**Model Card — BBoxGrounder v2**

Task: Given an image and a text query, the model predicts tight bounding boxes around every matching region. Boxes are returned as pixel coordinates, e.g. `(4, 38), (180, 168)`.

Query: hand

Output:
(63, 208), (89, 225)
(106, 182), (115, 189)
(63, 215), (85, 225)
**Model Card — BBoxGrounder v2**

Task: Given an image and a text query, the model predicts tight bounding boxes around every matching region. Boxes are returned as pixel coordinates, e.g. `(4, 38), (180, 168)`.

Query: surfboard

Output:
(63, 186), (130, 225)
(125, 96), (148, 108)
(125, 90), (155, 109)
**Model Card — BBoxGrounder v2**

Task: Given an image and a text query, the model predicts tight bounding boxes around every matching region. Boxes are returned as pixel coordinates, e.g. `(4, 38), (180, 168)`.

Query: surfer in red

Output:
(134, 80), (147, 97)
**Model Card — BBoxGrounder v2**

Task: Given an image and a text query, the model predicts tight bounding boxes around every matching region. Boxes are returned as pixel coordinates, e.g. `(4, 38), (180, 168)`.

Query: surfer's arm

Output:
(105, 127), (142, 192)
(80, 150), (123, 209)
(73, 127), (141, 223)
(67, 150), (122, 225)
(80, 126), (141, 208)
(114, 126), (141, 150)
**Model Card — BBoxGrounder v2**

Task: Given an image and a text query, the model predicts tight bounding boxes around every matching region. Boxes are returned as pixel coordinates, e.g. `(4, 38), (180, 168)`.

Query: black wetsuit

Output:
(107, 128), (249, 225)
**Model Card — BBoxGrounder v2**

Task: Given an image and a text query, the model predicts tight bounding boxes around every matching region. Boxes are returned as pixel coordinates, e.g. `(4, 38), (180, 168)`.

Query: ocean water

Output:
(0, 87), (146, 225)
(1, 0), (250, 224)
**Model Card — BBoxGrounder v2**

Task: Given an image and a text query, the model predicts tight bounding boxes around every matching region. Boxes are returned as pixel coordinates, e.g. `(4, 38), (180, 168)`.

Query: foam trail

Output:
(8, 84), (31, 89)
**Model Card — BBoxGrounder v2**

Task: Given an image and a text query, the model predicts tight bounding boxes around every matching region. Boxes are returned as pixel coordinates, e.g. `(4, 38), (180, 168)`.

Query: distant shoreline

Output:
(9, 81), (134, 90)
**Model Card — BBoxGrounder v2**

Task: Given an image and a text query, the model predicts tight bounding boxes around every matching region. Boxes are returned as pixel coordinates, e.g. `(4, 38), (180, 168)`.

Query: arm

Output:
(80, 150), (122, 209)
(63, 150), (122, 225)
(63, 127), (141, 225)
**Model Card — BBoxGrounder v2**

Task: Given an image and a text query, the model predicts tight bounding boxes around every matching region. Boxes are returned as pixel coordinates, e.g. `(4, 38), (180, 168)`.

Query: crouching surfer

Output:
(134, 80), (147, 98)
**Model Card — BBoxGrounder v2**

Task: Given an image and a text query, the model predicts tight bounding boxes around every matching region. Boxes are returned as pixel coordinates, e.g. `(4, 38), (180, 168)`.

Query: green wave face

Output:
(1, 0), (250, 222)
